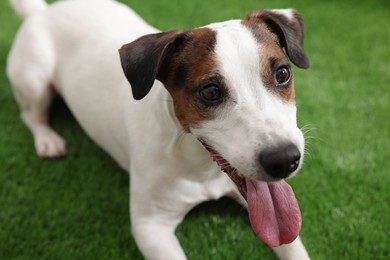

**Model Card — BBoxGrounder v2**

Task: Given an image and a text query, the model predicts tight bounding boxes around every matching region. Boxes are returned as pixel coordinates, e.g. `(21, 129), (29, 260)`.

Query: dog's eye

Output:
(199, 84), (221, 102)
(275, 66), (291, 86)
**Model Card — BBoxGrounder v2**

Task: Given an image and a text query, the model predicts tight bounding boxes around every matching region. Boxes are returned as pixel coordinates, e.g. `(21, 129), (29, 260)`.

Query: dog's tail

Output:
(9, 0), (47, 19)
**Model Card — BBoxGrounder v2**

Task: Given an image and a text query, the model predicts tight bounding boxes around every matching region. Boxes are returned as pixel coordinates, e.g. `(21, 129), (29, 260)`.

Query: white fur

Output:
(9, 0), (47, 18)
(271, 8), (296, 21)
(7, 0), (309, 259)
(193, 21), (305, 181)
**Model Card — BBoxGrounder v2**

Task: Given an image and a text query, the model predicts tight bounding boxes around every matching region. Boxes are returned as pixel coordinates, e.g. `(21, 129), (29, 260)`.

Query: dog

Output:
(7, 0), (310, 259)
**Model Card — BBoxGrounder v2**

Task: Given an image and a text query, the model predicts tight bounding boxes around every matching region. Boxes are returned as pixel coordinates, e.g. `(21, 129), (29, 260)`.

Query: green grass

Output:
(1, 0), (390, 259)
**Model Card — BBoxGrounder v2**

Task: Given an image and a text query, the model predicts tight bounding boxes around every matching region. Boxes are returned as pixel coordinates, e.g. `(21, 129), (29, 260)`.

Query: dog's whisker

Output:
(301, 126), (317, 136)
(303, 146), (313, 161)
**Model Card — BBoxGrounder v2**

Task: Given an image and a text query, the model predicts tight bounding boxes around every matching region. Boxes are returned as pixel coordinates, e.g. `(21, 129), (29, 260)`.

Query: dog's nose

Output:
(259, 144), (301, 179)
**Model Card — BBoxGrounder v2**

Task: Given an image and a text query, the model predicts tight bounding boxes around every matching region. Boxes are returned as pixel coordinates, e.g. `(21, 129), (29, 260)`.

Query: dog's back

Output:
(7, 0), (160, 167)
(9, 0), (47, 18)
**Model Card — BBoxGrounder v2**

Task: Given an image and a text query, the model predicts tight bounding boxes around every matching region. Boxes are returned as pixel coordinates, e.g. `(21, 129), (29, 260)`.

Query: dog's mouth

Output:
(201, 141), (302, 247)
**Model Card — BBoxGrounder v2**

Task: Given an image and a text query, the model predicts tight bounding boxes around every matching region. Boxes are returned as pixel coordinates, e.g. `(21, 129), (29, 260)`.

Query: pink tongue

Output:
(246, 179), (301, 247)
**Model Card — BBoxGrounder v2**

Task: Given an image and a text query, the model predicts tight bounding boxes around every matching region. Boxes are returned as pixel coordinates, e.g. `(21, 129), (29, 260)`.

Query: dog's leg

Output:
(7, 22), (66, 158)
(272, 236), (310, 260)
(18, 85), (66, 159)
(131, 220), (186, 260)
(130, 198), (188, 259)
(129, 172), (200, 260)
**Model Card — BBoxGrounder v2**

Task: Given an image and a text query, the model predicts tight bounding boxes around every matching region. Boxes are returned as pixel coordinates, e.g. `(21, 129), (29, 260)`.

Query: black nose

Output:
(259, 144), (301, 179)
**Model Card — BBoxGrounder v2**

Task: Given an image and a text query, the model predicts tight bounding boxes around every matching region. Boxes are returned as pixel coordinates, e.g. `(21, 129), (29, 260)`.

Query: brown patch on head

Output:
(119, 28), (221, 132)
(242, 10), (301, 103)
(244, 10), (309, 69)
(160, 28), (221, 132)
(258, 41), (296, 103)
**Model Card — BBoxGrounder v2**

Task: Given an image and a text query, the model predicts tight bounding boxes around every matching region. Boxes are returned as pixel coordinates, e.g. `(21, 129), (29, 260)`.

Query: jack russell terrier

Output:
(7, 0), (310, 259)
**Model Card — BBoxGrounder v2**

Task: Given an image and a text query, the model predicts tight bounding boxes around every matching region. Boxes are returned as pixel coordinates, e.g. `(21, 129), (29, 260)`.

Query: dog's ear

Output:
(119, 30), (185, 100)
(245, 9), (310, 69)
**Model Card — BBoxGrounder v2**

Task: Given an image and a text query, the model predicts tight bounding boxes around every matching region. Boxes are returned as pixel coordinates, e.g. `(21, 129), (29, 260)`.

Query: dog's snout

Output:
(259, 144), (301, 179)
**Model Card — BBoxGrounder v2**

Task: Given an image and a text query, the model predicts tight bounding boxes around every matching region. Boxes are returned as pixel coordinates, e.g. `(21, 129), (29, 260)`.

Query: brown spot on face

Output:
(120, 30), (186, 100)
(161, 28), (220, 132)
(242, 11), (297, 103)
(259, 42), (296, 103)
(244, 10), (309, 69)
(120, 28), (220, 131)
(173, 63), (189, 88)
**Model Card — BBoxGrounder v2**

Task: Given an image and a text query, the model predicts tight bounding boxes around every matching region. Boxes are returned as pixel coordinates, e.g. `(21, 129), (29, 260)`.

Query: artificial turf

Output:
(1, 0), (389, 259)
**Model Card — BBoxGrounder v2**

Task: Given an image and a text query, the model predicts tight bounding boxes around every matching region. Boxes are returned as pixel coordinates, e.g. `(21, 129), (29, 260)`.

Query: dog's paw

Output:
(34, 130), (67, 158)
